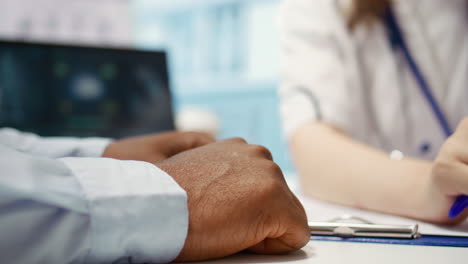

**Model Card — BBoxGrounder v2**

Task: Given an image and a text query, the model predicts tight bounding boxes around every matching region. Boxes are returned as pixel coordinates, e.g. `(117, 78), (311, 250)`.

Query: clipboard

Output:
(308, 216), (468, 247)
(310, 235), (468, 247)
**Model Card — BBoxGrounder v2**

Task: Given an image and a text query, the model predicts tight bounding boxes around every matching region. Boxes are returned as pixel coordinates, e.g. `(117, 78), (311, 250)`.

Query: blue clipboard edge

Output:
(311, 235), (468, 248)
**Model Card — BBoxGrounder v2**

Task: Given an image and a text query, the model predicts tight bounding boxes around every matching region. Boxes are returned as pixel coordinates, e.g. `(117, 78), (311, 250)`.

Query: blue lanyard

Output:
(383, 7), (453, 138)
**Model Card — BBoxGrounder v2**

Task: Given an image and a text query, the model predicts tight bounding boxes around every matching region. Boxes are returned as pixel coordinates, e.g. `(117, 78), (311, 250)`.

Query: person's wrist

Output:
(77, 138), (113, 157)
(395, 161), (436, 222)
(101, 141), (116, 157)
(420, 165), (444, 221)
(102, 140), (125, 159)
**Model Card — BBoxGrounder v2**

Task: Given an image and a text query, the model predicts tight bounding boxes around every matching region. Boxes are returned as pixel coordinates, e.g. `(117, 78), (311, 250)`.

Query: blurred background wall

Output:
(0, 0), (293, 172)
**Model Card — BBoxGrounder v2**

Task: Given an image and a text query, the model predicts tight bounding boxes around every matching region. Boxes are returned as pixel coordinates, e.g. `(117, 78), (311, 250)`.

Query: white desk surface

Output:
(191, 241), (467, 264)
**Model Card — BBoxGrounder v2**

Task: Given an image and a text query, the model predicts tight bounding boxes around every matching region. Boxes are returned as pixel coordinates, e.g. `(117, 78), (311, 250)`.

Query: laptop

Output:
(0, 40), (174, 138)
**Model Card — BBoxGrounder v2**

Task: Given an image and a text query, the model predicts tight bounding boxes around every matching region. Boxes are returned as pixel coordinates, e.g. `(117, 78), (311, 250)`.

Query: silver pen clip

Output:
(309, 215), (420, 239)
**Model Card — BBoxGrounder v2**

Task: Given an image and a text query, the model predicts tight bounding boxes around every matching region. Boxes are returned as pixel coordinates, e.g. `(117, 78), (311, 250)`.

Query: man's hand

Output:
(102, 131), (215, 164)
(426, 118), (468, 224)
(156, 138), (310, 262)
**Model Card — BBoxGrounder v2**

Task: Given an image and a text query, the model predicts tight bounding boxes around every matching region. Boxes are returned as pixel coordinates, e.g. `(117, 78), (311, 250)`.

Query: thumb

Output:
(248, 229), (310, 255)
(248, 238), (298, 255)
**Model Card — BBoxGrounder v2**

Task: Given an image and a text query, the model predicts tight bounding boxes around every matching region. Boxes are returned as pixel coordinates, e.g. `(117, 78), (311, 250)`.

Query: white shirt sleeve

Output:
(278, 0), (356, 139)
(0, 128), (112, 158)
(0, 144), (188, 264)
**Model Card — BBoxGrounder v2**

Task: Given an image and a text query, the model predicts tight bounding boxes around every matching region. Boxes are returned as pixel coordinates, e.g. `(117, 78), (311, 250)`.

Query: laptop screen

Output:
(0, 40), (174, 138)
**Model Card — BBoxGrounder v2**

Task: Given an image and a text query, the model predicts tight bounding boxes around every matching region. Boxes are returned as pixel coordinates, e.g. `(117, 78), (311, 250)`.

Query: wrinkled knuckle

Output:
(258, 175), (283, 197)
(261, 160), (283, 176)
(250, 145), (272, 158)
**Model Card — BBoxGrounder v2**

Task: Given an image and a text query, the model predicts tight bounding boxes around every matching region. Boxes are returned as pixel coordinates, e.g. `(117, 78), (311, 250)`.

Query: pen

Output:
(449, 195), (468, 219)
(308, 221), (420, 239)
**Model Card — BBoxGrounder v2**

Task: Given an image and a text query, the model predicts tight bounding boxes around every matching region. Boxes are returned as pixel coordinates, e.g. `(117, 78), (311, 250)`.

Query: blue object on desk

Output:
(311, 235), (468, 248)
(449, 196), (468, 219)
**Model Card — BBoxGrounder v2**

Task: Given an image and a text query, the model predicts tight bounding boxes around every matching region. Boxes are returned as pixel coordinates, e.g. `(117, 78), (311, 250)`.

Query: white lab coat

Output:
(279, 0), (468, 160)
(0, 128), (188, 264)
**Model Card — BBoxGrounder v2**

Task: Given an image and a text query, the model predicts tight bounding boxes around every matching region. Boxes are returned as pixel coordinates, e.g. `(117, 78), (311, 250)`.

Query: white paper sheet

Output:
(299, 195), (468, 237)
(285, 175), (468, 237)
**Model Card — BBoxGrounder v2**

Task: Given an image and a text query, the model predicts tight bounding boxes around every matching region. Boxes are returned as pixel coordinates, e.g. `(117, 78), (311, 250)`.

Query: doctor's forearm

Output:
(291, 122), (434, 221)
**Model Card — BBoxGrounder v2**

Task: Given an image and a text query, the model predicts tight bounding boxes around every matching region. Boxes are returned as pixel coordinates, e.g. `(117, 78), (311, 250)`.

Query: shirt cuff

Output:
(0, 128), (112, 158)
(72, 138), (113, 157)
(39, 137), (113, 158)
(60, 157), (188, 264)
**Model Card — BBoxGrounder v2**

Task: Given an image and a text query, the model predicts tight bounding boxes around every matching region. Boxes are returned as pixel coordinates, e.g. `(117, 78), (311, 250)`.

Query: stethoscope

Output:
(383, 7), (454, 144)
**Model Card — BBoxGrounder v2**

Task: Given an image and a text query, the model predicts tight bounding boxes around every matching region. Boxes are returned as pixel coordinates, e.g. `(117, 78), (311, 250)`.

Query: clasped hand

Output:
(103, 132), (310, 262)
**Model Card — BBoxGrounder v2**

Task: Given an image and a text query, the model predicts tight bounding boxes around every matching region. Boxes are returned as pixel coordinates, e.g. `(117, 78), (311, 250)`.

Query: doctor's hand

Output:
(426, 118), (468, 224)
(102, 131), (215, 164)
(156, 138), (310, 262)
